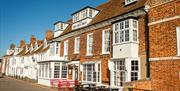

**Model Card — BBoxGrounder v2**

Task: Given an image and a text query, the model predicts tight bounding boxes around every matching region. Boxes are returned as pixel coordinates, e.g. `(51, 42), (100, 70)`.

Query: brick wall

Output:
(59, 13), (148, 86)
(148, 0), (180, 91)
(150, 60), (180, 91)
(60, 25), (112, 84)
(148, 0), (180, 57)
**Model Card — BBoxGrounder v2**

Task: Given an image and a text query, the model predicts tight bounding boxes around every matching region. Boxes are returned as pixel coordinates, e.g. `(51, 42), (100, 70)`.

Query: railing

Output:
(50, 79), (79, 89)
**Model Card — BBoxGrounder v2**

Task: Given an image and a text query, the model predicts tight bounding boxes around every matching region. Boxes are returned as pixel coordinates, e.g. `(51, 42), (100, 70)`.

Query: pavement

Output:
(0, 76), (57, 91)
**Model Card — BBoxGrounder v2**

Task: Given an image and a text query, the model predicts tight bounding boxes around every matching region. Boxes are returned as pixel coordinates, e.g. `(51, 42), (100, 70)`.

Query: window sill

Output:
(101, 52), (110, 55)
(113, 41), (139, 46)
(86, 54), (93, 56)
(74, 52), (80, 54)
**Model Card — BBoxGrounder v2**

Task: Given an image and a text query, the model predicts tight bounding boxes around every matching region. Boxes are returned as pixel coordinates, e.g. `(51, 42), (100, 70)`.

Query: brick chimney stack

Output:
(20, 40), (26, 48)
(45, 30), (54, 41)
(30, 35), (36, 46)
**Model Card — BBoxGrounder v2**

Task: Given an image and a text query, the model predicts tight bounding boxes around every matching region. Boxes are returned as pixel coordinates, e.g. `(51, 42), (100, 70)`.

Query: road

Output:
(0, 77), (56, 91)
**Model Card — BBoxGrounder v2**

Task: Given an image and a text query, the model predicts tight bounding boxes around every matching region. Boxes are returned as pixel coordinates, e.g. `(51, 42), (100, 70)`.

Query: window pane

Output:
(103, 30), (110, 53)
(120, 31), (124, 42)
(54, 63), (60, 78)
(115, 32), (119, 43)
(115, 23), (119, 31)
(83, 64), (100, 82)
(131, 60), (138, 81)
(114, 60), (125, 87)
(133, 30), (137, 41)
(87, 34), (93, 54)
(133, 20), (137, 28)
(61, 64), (67, 78)
(119, 22), (124, 29)
(125, 20), (129, 28)
(125, 30), (129, 41)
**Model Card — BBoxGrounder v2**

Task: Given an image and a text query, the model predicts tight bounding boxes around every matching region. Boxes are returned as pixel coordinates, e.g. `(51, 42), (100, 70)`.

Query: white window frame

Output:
(87, 33), (93, 56)
(55, 42), (60, 55)
(125, 0), (137, 5)
(113, 60), (126, 87)
(102, 29), (110, 54)
(54, 62), (61, 78)
(64, 40), (69, 56)
(74, 37), (80, 54)
(130, 60), (139, 81)
(176, 27), (180, 56)
(61, 64), (68, 79)
(113, 19), (138, 45)
(82, 63), (101, 83)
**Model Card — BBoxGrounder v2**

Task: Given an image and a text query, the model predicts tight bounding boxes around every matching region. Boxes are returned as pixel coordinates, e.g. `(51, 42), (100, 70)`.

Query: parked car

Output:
(0, 73), (4, 78)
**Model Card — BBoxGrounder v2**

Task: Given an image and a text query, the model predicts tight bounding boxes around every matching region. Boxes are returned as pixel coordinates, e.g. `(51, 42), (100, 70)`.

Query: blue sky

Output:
(0, 0), (107, 57)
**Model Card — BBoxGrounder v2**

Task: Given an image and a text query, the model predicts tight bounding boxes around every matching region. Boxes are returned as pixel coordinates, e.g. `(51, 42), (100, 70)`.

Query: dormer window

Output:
(54, 21), (68, 37)
(54, 21), (68, 31)
(35, 42), (38, 49)
(125, 0), (137, 5)
(72, 6), (99, 30)
(44, 40), (47, 48)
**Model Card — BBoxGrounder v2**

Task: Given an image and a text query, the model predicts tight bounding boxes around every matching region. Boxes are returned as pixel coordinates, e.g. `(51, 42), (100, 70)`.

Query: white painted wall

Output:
(72, 18), (92, 30)
(113, 43), (138, 58)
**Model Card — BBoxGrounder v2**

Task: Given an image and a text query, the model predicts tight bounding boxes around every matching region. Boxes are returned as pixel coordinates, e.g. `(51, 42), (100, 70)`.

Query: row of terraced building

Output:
(1, 0), (180, 91)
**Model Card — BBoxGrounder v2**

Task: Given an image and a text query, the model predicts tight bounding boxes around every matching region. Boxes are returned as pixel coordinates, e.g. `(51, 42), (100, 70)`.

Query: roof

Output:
(71, 6), (99, 15)
(56, 0), (147, 37)
(16, 47), (26, 56)
(32, 45), (44, 54)
(40, 45), (50, 53)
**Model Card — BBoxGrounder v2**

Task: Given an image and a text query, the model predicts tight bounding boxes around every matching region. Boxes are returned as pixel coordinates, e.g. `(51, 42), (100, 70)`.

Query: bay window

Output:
(74, 37), (80, 54)
(113, 19), (138, 44)
(83, 63), (100, 83)
(102, 30), (110, 54)
(87, 33), (93, 55)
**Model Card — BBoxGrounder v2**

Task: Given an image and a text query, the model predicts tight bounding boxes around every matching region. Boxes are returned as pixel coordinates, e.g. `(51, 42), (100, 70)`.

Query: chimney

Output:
(30, 35), (36, 46)
(45, 30), (54, 41)
(20, 40), (26, 48)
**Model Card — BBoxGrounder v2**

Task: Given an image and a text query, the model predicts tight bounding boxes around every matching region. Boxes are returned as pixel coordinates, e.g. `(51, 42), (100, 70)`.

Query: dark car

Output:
(0, 73), (4, 78)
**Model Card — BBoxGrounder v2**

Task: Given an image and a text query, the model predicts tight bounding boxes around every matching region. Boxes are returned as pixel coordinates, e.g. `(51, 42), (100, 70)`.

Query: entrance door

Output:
(73, 66), (78, 80)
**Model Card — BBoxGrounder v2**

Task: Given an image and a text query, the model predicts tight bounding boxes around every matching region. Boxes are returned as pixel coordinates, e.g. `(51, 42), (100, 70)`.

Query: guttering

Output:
(143, 7), (150, 79)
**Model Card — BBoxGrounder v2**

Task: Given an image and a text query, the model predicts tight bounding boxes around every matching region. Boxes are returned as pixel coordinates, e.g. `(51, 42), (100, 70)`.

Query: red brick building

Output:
(51, 0), (150, 90)
(148, 0), (180, 91)
(125, 0), (180, 91)
(1, 0), (179, 91)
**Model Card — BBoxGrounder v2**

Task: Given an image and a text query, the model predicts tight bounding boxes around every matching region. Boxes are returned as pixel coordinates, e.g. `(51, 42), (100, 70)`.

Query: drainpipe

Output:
(143, 5), (150, 79)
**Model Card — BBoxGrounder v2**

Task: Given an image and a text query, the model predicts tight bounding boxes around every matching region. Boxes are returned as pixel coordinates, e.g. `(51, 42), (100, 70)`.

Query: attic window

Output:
(72, 7), (99, 23)
(72, 6), (99, 29)
(125, 0), (137, 5)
